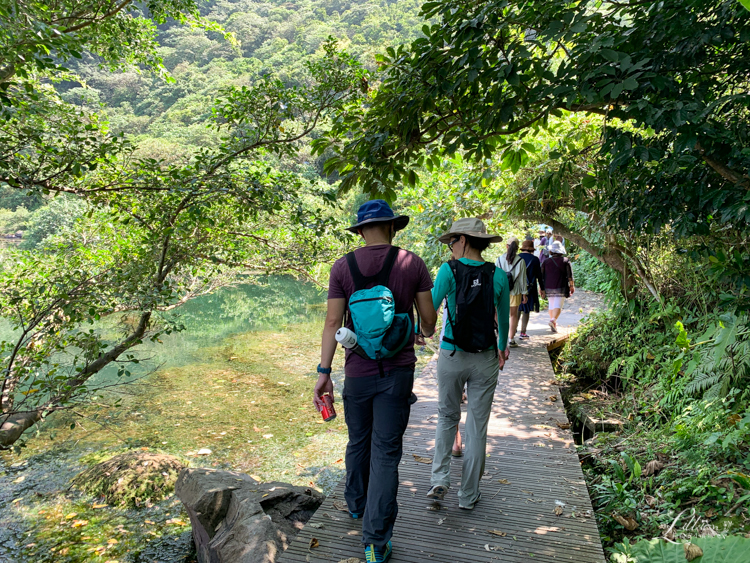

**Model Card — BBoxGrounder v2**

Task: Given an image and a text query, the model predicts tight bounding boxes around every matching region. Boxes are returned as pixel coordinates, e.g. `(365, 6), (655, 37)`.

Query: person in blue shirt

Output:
(424, 218), (509, 510)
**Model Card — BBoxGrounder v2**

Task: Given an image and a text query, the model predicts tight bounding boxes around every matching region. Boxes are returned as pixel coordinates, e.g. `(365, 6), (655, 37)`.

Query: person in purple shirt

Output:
(313, 199), (437, 563)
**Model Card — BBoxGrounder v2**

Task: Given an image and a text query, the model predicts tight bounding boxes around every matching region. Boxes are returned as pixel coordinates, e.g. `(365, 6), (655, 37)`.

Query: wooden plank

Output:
(279, 323), (605, 562)
(546, 334), (570, 351)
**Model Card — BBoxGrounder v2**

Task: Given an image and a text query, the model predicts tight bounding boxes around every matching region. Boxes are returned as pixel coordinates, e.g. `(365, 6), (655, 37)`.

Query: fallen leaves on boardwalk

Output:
(555, 421), (571, 429)
(308, 537), (319, 549)
(412, 454), (432, 464)
(332, 501), (349, 512)
(488, 530), (507, 537)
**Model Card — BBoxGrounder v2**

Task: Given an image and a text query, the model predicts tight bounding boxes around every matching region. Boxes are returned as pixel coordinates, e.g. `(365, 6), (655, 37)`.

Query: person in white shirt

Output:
(496, 236), (528, 347)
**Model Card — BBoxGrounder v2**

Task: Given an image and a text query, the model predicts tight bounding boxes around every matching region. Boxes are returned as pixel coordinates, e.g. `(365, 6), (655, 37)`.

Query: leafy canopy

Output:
(316, 0), (750, 237)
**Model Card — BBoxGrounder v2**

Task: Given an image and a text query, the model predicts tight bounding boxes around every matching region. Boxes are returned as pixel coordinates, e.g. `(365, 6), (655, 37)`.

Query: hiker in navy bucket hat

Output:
(314, 198), (436, 562)
(346, 199), (410, 233)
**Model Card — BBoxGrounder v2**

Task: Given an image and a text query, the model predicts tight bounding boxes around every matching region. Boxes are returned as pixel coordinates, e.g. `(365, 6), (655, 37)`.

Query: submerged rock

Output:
(71, 451), (184, 508)
(175, 468), (324, 563)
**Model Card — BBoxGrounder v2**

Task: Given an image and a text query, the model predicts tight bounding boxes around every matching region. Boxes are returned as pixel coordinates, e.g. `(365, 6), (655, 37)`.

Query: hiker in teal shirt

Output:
(432, 262), (510, 353)
(425, 218), (509, 511)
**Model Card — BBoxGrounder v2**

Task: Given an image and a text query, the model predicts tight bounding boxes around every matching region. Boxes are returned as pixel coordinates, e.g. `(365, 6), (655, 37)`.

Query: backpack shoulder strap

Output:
(345, 251), (368, 291)
(375, 246), (400, 287)
(442, 260), (460, 352)
(444, 259), (460, 325)
(346, 246), (401, 291)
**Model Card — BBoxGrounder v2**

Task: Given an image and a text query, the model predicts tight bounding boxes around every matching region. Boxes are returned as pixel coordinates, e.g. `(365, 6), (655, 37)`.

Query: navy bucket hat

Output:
(346, 199), (409, 233)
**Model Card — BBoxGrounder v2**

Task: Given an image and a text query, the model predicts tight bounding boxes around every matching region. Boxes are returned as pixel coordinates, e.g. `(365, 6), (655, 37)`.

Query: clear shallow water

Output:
(0, 276), (327, 386)
(98, 276), (327, 377)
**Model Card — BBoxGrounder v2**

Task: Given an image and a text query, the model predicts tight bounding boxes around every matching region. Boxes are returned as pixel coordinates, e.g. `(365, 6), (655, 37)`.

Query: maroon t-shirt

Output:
(328, 245), (433, 377)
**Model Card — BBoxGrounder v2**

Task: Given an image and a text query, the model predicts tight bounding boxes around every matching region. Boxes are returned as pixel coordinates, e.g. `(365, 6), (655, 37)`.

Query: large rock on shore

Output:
(175, 468), (324, 563)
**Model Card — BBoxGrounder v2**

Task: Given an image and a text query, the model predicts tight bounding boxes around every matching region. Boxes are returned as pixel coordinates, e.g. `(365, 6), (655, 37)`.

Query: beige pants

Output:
(431, 348), (499, 508)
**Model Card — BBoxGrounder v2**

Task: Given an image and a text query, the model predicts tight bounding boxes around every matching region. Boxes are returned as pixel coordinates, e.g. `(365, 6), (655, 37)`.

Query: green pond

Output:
(0, 276), (365, 563)
(93, 275), (329, 380)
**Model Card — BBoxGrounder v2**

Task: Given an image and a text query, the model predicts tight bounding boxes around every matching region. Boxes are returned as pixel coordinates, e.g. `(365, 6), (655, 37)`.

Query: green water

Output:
(0, 275), (328, 385)
(97, 276), (327, 377)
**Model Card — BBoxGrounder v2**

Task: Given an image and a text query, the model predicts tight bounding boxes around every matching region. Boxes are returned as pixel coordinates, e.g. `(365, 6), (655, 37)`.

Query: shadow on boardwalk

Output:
(281, 291), (605, 563)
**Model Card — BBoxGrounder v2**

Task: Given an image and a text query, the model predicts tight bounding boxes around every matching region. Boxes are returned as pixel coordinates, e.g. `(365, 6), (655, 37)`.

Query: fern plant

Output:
(686, 314), (750, 399)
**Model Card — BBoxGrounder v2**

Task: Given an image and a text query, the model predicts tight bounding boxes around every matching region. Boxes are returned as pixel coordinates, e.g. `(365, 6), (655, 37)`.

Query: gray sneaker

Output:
(509, 339), (519, 348)
(426, 485), (448, 500)
(459, 492), (482, 510)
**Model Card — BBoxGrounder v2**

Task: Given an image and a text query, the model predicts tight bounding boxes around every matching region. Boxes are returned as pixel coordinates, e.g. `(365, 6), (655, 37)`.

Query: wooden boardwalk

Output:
(281, 307), (605, 563)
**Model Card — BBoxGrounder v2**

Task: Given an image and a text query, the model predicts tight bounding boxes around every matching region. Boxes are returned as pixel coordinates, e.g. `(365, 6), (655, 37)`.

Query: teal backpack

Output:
(345, 246), (414, 375)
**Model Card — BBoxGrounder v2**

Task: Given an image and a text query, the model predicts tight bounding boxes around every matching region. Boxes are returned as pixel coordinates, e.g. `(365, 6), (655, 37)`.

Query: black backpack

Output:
(443, 260), (498, 354)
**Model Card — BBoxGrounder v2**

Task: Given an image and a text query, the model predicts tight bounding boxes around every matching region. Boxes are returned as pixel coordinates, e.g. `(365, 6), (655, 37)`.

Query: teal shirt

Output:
(432, 258), (510, 352)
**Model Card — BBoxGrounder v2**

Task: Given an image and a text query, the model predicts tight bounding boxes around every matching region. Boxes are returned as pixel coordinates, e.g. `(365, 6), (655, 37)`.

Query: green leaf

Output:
(622, 77), (639, 90)
(724, 471), (750, 491)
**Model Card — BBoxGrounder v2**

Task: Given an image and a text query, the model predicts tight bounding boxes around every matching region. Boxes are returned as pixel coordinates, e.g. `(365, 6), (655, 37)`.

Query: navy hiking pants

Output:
(342, 366), (414, 548)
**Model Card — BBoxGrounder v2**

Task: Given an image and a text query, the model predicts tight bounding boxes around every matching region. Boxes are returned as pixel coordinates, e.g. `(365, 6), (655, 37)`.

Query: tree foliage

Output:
(317, 0), (750, 234)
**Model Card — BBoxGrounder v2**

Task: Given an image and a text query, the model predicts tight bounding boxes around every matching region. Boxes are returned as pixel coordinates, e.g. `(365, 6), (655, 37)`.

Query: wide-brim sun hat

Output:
(346, 199), (409, 233)
(548, 240), (567, 255)
(438, 217), (503, 244)
(520, 240), (535, 251)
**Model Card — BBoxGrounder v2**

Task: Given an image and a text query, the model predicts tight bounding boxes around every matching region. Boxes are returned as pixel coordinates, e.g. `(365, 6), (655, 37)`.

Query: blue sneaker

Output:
(349, 511), (362, 519)
(426, 485), (448, 500)
(519, 332), (530, 339)
(365, 541), (392, 563)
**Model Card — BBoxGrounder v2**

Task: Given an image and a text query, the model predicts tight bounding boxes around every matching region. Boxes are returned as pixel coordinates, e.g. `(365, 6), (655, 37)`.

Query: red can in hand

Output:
(320, 394), (336, 422)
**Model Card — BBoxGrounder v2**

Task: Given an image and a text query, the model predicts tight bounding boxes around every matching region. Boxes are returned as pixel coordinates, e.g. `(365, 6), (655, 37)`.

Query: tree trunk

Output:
(0, 411), (43, 448)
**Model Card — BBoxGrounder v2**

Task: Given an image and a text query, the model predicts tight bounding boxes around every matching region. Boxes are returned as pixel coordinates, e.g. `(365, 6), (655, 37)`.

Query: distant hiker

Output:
(539, 229), (553, 265)
(426, 218), (509, 511)
(533, 229), (545, 254)
(540, 240), (574, 333)
(496, 236), (527, 348)
(313, 199), (437, 563)
(516, 239), (545, 340)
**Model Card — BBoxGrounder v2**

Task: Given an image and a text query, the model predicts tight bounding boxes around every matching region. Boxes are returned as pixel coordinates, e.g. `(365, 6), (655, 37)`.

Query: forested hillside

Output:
(1, 0), (425, 222)
(63, 0), (426, 155)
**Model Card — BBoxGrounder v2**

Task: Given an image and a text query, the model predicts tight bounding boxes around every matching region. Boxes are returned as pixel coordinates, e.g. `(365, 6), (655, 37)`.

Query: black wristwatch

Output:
(317, 364), (332, 375)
